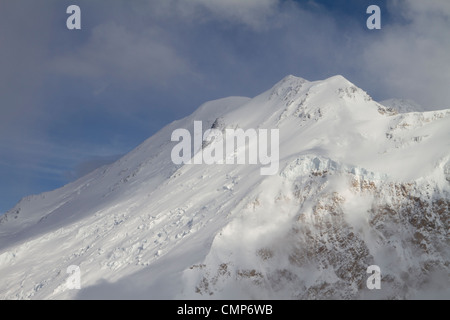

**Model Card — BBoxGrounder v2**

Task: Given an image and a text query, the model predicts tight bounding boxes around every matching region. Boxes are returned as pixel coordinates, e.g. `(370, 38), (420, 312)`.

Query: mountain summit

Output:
(0, 75), (449, 299)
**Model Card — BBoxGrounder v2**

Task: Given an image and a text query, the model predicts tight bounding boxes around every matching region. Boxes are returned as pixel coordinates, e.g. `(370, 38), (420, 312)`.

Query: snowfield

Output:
(0, 75), (448, 299)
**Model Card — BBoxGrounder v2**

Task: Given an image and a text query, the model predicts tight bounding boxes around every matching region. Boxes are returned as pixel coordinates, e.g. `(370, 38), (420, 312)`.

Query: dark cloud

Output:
(51, 22), (193, 87)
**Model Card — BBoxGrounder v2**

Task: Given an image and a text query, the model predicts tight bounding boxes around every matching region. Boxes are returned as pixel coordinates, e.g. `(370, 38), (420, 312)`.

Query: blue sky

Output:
(1, 0), (449, 213)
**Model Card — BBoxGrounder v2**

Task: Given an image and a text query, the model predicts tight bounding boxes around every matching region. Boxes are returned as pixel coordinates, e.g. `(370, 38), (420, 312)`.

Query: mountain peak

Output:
(269, 75), (309, 98)
(278, 74), (309, 84)
(322, 74), (354, 87)
(269, 74), (366, 102)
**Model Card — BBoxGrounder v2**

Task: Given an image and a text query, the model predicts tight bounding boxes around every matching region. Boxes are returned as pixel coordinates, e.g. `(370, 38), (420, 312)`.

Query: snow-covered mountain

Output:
(0, 75), (448, 299)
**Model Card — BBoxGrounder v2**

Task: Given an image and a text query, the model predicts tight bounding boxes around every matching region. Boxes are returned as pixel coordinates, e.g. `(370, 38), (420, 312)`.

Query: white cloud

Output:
(399, 0), (450, 18)
(363, 0), (450, 109)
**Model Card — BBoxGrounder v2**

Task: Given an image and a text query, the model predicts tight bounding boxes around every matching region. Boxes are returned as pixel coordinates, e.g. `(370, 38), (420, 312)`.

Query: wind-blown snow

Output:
(0, 75), (448, 299)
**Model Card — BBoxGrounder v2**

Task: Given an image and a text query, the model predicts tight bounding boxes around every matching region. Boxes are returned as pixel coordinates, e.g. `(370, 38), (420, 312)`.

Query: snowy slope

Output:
(0, 75), (448, 299)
